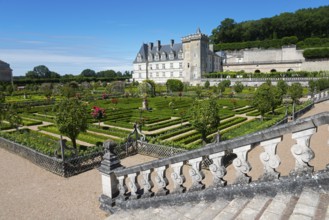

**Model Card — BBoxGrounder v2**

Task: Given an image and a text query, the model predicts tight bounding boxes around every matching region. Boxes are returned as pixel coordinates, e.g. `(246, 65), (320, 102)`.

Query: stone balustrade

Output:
(314, 89), (329, 103)
(99, 112), (329, 213)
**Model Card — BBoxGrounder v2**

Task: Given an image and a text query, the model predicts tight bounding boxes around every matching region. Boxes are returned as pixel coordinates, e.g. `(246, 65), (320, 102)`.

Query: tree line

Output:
(210, 6), (329, 44)
(16, 65), (132, 84)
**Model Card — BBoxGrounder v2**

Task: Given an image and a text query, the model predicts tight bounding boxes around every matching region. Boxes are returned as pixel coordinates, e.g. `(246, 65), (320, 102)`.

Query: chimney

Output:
(148, 42), (153, 51)
(156, 40), (161, 51)
(170, 39), (174, 48)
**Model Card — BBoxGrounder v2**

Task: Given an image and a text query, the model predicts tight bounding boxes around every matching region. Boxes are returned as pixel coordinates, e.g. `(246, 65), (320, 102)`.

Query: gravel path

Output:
(0, 149), (156, 220)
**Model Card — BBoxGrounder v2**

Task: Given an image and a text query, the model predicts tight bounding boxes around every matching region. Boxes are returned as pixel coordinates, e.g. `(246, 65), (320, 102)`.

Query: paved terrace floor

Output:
(0, 100), (328, 220)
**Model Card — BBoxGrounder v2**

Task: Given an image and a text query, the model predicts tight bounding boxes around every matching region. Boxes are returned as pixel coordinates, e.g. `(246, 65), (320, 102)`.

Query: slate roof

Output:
(133, 43), (183, 63)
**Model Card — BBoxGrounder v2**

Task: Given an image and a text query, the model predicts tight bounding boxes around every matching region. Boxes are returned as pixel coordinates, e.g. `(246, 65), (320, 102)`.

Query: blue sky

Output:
(0, 0), (328, 76)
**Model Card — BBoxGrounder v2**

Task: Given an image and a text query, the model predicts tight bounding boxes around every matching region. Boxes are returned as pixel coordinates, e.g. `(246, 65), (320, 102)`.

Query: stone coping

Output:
(114, 111), (329, 177)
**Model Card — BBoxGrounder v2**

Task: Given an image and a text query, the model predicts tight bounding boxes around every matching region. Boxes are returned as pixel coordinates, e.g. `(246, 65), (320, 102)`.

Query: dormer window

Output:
(169, 51), (175, 60)
(178, 50), (183, 59)
(161, 52), (167, 61)
(137, 53), (142, 62)
(148, 54), (153, 61)
(155, 52), (160, 61)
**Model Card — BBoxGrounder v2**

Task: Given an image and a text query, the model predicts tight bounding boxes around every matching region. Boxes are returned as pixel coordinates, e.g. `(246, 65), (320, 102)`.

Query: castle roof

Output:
(134, 42), (183, 63)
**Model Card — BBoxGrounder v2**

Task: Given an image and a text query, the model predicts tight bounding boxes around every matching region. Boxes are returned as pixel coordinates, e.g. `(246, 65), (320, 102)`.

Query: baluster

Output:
(327, 125), (329, 170)
(127, 173), (141, 199)
(327, 125), (329, 145)
(154, 166), (169, 196)
(188, 157), (205, 191)
(170, 162), (186, 194)
(259, 137), (282, 181)
(140, 170), (154, 198)
(290, 128), (316, 175)
(233, 145), (252, 184)
(209, 152), (227, 186)
(117, 175), (129, 200)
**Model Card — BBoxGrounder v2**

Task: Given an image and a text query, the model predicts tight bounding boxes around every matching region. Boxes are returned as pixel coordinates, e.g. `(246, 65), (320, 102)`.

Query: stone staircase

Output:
(107, 187), (329, 220)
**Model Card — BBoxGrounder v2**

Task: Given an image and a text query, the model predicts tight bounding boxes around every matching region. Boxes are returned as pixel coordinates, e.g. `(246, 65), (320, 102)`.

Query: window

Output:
(178, 50), (183, 59)
(150, 72), (153, 77)
(162, 72), (165, 77)
(156, 64), (159, 69)
(156, 72), (159, 77)
(179, 72), (183, 77)
(138, 65), (141, 70)
(170, 63), (173, 69)
(155, 53), (160, 61)
(139, 73), (141, 78)
(162, 63), (165, 69)
(170, 72), (173, 77)
(169, 51), (175, 60)
(148, 54), (153, 61)
(161, 52), (167, 61)
(179, 62), (182, 68)
(137, 53), (142, 62)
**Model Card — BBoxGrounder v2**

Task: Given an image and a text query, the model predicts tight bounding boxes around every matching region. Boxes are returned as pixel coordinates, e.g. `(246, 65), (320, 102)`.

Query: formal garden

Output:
(1, 77), (328, 160)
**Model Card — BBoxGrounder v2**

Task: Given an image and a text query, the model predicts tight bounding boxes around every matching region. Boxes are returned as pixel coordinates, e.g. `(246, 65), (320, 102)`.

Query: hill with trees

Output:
(210, 6), (329, 51)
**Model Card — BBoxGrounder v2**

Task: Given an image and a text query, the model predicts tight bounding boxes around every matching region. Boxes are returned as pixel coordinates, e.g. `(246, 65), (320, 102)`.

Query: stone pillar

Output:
(154, 166), (169, 196)
(170, 162), (186, 194)
(98, 141), (123, 212)
(188, 157), (205, 191)
(233, 145), (252, 184)
(290, 128), (316, 175)
(209, 152), (227, 186)
(259, 137), (282, 181)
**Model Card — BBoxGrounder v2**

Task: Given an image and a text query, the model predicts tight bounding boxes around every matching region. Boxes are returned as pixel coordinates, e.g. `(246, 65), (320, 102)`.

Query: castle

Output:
(0, 60), (13, 82)
(132, 28), (222, 85)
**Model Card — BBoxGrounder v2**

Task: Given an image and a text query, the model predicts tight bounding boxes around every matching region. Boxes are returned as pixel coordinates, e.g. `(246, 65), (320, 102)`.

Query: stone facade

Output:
(132, 29), (222, 85)
(0, 60), (13, 82)
(222, 45), (329, 73)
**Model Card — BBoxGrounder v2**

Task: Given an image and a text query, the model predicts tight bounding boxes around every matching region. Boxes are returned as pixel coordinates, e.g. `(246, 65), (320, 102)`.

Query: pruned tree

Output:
(252, 83), (272, 120)
(54, 98), (89, 150)
(188, 98), (220, 144)
(288, 82), (303, 104)
(233, 81), (244, 93)
(6, 104), (22, 131)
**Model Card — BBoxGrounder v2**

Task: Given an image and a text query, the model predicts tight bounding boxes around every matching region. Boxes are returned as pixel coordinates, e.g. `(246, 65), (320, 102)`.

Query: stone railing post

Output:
(128, 173), (141, 199)
(290, 128), (316, 175)
(209, 152), (227, 186)
(259, 137), (282, 181)
(98, 141), (123, 212)
(170, 162), (186, 194)
(154, 166), (169, 196)
(188, 157), (205, 191)
(140, 170), (154, 197)
(233, 145), (252, 184)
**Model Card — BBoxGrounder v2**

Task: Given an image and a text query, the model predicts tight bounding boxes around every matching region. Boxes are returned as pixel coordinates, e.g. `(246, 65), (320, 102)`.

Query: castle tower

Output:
(182, 28), (209, 84)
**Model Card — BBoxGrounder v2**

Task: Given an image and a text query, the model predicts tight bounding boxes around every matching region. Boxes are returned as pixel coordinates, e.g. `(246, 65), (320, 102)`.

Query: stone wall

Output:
(301, 60), (329, 72)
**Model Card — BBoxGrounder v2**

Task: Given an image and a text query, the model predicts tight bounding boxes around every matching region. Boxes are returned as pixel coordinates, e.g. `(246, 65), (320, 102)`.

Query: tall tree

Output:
(80, 69), (96, 77)
(189, 98), (220, 144)
(54, 98), (89, 150)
